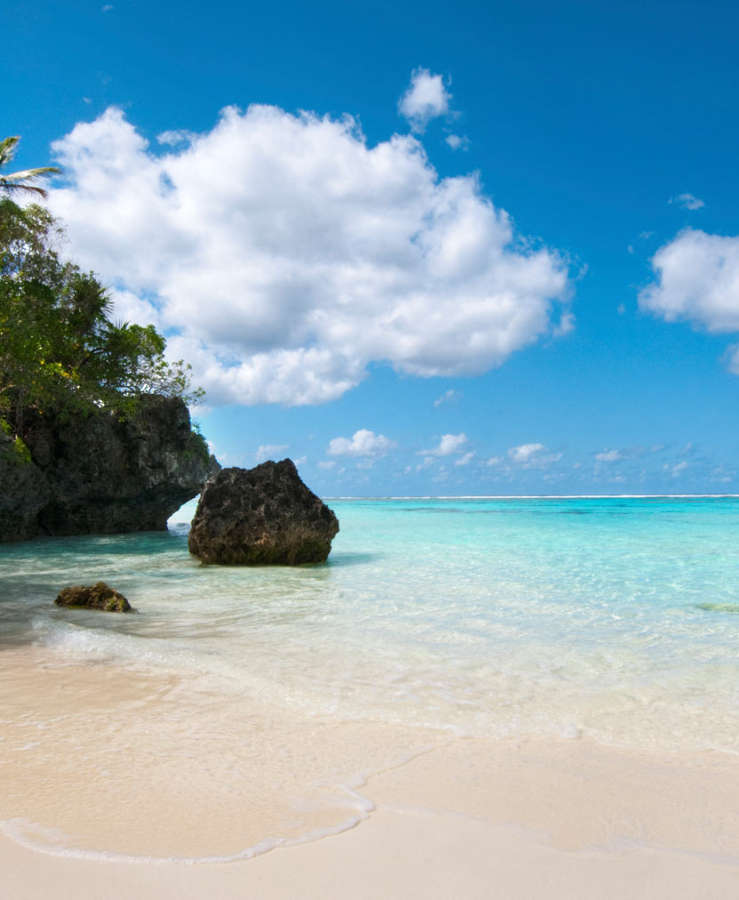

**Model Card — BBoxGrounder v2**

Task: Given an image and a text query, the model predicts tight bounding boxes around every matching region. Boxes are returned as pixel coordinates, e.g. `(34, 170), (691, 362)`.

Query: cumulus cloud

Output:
(328, 429), (394, 457)
(48, 105), (571, 407)
(508, 442), (544, 464)
(398, 68), (451, 132)
(157, 129), (198, 147)
(669, 193), (705, 211)
(108, 288), (162, 328)
(484, 455), (502, 467)
(421, 433), (468, 456)
(639, 230), (739, 332)
(508, 443), (562, 467)
(595, 449), (623, 462)
(454, 450), (475, 466)
(256, 443), (288, 462)
(445, 134), (469, 151)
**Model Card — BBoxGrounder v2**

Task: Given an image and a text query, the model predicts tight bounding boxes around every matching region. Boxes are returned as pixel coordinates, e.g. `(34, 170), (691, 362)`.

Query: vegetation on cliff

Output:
(0, 138), (216, 542)
(0, 198), (203, 436)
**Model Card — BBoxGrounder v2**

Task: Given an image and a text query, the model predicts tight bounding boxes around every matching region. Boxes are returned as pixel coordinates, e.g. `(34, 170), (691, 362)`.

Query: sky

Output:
(5, 0), (739, 497)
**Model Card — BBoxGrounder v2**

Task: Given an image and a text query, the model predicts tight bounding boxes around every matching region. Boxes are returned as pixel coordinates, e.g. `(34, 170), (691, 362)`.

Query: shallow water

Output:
(2, 497), (739, 861)
(2, 497), (738, 752)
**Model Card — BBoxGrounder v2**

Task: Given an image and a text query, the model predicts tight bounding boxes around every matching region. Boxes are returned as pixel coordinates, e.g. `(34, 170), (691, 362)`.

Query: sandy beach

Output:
(2, 645), (738, 899)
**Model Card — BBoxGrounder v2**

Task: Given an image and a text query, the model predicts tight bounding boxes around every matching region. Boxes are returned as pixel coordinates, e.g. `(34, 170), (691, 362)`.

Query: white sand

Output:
(2, 647), (738, 898)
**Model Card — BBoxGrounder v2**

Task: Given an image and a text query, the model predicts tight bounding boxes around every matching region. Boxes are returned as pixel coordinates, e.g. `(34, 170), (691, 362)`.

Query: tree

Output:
(0, 136), (60, 198)
(0, 198), (203, 434)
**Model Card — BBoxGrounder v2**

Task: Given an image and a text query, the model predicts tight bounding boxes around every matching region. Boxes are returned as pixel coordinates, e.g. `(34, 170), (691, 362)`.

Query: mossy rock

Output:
(55, 581), (133, 612)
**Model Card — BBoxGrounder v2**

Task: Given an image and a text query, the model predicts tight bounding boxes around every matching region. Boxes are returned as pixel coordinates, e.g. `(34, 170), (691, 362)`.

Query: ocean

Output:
(2, 496), (739, 860)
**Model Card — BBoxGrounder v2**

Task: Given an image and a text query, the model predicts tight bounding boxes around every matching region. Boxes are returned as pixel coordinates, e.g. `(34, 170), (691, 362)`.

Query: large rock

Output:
(188, 460), (339, 565)
(0, 396), (219, 542)
(55, 581), (132, 612)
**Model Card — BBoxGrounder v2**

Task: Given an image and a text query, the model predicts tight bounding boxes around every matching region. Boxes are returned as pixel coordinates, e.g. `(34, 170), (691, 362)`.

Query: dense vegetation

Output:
(0, 198), (203, 435)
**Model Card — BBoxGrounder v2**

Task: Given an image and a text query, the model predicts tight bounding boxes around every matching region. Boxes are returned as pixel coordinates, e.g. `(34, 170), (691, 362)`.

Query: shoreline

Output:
(2, 648), (738, 897)
(3, 737), (738, 899)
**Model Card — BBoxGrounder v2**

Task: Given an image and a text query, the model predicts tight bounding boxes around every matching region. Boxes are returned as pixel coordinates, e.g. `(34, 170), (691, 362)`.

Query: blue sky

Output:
(5, 0), (739, 495)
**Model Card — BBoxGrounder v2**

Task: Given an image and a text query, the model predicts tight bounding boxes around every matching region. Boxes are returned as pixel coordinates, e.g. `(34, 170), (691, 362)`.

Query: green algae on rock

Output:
(55, 582), (133, 613)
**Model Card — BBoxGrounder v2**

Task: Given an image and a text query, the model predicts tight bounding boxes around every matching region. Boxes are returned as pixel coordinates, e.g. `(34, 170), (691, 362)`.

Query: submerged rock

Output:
(188, 459), (339, 565)
(55, 581), (132, 612)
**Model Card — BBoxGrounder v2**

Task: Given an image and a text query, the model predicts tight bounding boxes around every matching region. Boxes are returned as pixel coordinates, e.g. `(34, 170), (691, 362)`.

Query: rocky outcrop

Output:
(0, 428), (51, 541)
(188, 459), (339, 565)
(55, 582), (132, 612)
(0, 396), (218, 542)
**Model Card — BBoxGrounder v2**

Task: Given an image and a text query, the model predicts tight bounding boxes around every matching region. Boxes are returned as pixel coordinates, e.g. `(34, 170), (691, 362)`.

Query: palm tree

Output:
(0, 136), (60, 198)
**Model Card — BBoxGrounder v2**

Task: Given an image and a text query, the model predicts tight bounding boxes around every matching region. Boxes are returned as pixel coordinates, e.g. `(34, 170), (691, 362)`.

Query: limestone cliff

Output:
(0, 396), (218, 542)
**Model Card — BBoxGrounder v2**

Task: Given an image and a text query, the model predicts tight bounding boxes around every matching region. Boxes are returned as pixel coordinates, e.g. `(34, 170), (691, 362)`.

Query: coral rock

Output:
(188, 460), (339, 565)
(55, 581), (132, 612)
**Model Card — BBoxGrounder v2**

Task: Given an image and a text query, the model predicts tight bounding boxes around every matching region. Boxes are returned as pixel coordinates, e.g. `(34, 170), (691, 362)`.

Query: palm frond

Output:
(0, 136), (20, 168)
(0, 135), (61, 198)
(4, 165), (61, 181)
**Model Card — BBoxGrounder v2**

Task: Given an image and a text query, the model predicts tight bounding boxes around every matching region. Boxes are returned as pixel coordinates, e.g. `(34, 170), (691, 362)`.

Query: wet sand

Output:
(2, 647), (738, 898)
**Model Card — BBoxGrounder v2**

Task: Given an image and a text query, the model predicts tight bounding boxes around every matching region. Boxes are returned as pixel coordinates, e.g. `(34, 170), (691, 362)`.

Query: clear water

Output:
(2, 497), (739, 753)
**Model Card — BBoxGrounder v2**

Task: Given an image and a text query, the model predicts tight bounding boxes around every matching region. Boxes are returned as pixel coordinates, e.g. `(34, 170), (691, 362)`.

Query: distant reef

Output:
(0, 395), (218, 542)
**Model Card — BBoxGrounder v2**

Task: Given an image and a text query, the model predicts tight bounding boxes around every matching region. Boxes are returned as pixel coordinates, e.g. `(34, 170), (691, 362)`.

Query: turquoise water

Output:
(2, 497), (739, 752)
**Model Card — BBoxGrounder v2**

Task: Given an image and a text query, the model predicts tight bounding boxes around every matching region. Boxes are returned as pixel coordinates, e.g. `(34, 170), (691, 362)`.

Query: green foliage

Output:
(12, 436), (31, 464)
(0, 198), (204, 433)
(184, 428), (211, 465)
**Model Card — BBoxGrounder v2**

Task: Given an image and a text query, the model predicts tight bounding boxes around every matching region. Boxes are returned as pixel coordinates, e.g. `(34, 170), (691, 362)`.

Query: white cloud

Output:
(724, 344), (739, 375)
(398, 68), (451, 132)
(669, 193), (705, 211)
(421, 433), (468, 456)
(445, 134), (469, 151)
(508, 442), (562, 467)
(454, 450), (475, 467)
(484, 455), (502, 467)
(108, 288), (162, 328)
(552, 310), (575, 337)
(639, 230), (739, 333)
(157, 129), (197, 147)
(327, 429), (394, 457)
(508, 442), (544, 464)
(595, 449), (623, 462)
(256, 443), (288, 462)
(48, 105), (571, 407)
(433, 388), (460, 407)
(664, 460), (688, 477)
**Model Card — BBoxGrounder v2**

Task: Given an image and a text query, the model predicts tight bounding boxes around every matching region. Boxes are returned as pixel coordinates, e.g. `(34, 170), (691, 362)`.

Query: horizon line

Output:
(323, 494), (739, 500)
